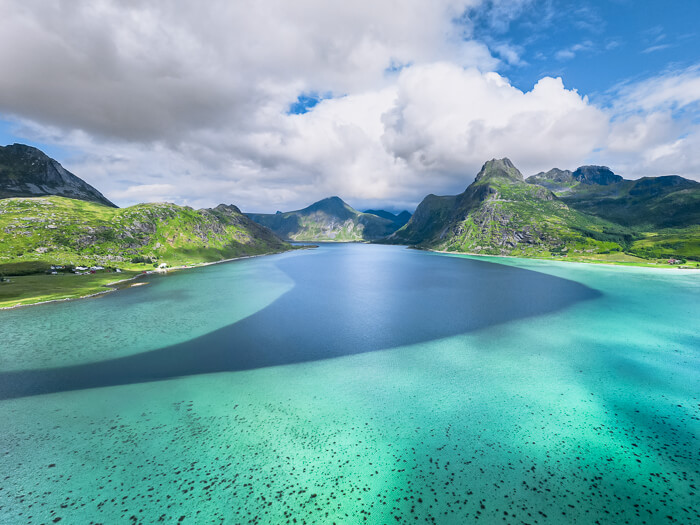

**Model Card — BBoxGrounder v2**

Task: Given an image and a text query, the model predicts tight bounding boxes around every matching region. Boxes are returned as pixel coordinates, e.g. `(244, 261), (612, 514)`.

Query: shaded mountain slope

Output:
(247, 196), (400, 241)
(363, 209), (412, 228)
(386, 158), (644, 258)
(0, 144), (116, 207)
(529, 169), (700, 229)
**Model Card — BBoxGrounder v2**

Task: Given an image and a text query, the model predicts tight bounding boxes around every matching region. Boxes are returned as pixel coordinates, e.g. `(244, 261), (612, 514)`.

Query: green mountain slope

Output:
(0, 196), (290, 269)
(387, 159), (660, 259)
(247, 196), (400, 241)
(0, 144), (116, 207)
(528, 169), (700, 229)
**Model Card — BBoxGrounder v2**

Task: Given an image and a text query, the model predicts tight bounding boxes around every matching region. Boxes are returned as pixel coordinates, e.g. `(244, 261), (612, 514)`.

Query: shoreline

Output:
(0, 248), (302, 311)
(427, 247), (700, 273)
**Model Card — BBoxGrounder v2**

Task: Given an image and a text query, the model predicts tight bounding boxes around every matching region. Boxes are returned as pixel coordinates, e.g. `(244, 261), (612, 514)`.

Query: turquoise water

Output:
(0, 244), (698, 523)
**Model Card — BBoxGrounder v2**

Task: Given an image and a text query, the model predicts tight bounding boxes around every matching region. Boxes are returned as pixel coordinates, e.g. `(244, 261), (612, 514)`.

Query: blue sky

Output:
(0, 0), (699, 211)
(470, 0), (700, 100)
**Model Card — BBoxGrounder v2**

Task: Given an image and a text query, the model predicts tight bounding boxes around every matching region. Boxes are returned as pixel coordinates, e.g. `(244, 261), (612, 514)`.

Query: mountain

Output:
(525, 168), (576, 192)
(247, 196), (401, 241)
(363, 209), (412, 228)
(0, 144), (292, 269)
(571, 165), (623, 186)
(527, 167), (700, 229)
(525, 165), (623, 192)
(0, 144), (116, 207)
(0, 196), (290, 268)
(387, 158), (699, 262)
(386, 158), (653, 258)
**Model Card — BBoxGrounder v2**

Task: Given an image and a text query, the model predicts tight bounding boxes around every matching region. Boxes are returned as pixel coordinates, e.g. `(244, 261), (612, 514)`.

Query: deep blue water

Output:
(0, 244), (597, 399)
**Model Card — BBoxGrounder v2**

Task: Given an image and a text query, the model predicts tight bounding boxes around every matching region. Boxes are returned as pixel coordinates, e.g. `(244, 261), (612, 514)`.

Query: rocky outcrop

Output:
(571, 165), (623, 186)
(0, 144), (116, 207)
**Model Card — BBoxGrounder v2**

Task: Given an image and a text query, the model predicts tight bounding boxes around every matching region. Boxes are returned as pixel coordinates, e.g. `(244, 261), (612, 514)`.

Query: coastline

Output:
(427, 247), (700, 272)
(0, 247), (304, 311)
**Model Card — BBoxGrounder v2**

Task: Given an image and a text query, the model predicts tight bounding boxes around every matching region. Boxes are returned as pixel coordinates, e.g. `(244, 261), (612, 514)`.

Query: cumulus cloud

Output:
(0, 0), (699, 212)
(381, 64), (607, 177)
(0, 0), (483, 143)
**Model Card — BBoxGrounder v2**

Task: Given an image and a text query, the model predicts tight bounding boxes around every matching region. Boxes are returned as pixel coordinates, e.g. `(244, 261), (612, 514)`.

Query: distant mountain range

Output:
(1, 144), (698, 266)
(363, 209), (412, 228)
(386, 158), (699, 262)
(247, 197), (410, 241)
(0, 144), (116, 207)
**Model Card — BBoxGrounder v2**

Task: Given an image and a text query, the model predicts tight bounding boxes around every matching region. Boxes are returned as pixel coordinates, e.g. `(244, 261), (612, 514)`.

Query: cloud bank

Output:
(0, 0), (699, 211)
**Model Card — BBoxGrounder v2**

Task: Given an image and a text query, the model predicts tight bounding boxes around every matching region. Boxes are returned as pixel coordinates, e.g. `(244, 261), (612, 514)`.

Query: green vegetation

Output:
(0, 196), (290, 271)
(247, 196), (401, 241)
(0, 270), (140, 309)
(554, 176), (700, 229)
(387, 158), (699, 265)
(0, 143), (296, 308)
(0, 260), (55, 276)
(0, 195), (293, 307)
(628, 226), (700, 261)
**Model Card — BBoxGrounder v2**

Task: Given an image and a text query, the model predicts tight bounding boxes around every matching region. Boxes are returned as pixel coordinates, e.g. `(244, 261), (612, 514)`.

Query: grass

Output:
(628, 226), (700, 261)
(0, 260), (54, 276)
(0, 271), (140, 309)
(0, 196), (289, 269)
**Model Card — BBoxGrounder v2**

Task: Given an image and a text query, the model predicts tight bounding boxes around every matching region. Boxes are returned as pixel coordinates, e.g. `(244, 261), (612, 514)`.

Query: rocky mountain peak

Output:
(474, 158), (524, 184)
(572, 165), (623, 185)
(0, 143), (116, 207)
(303, 196), (354, 216)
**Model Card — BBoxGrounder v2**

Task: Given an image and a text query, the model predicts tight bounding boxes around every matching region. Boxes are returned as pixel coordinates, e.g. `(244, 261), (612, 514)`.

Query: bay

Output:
(0, 244), (698, 523)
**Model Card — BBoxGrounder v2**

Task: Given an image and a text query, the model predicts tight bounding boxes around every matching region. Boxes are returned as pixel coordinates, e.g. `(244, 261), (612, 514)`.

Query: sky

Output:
(1, 0), (699, 213)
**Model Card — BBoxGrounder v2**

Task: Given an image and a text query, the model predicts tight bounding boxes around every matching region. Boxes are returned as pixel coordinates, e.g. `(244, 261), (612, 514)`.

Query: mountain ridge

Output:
(247, 196), (402, 241)
(386, 158), (699, 262)
(0, 144), (116, 207)
(0, 144), (292, 269)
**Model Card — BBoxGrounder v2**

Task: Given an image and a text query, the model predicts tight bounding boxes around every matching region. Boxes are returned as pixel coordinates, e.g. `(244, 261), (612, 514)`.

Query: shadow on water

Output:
(0, 245), (601, 399)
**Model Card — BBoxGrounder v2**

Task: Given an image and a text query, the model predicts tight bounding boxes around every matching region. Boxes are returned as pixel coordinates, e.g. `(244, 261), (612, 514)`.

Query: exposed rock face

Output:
(572, 165), (623, 186)
(385, 158), (615, 256)
(0, 144), (116, 207)
(473, 158), (524, 183)
(386, 157), (699, 259)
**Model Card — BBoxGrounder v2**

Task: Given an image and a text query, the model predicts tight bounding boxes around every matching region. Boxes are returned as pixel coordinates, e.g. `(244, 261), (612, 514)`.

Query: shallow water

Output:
(1, 244), (698, 523)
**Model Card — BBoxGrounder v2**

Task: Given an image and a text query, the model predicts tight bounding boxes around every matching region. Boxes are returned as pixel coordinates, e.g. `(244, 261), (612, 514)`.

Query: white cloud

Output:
(597, 65), (700, 177)
(613, 65), (700, 113)
(555, 41), (594, 61)
(381, 64), (607, 177)
(0, 0), (699, 213)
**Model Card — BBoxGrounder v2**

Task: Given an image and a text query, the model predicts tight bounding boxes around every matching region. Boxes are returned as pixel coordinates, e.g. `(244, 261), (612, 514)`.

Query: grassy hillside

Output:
(555, 176), (700, 229)
(0, 196), (291, 270)
(386, 159), (699, 265)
